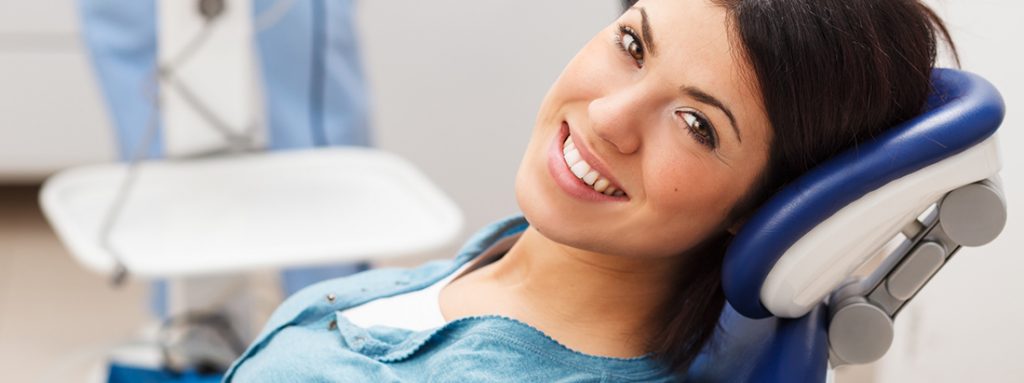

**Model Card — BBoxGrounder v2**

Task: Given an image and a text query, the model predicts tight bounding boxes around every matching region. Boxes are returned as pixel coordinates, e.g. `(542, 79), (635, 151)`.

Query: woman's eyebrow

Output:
(629, 6), (658, 56)
(629, 6), (739, 143)
(680, 85), (742, 143)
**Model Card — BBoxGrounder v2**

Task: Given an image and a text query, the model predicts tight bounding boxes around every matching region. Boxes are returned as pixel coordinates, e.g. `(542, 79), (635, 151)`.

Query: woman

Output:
(225, 0), (955, 381)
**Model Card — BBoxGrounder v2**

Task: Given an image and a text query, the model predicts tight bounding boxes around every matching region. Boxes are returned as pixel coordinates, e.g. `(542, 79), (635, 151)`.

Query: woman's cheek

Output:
(647, 161), (729, 220)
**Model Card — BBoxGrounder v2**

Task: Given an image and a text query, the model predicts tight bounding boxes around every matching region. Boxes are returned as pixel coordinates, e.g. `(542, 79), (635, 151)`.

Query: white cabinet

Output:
(0, 1), (79, 35)
(0, 1), (114, 182)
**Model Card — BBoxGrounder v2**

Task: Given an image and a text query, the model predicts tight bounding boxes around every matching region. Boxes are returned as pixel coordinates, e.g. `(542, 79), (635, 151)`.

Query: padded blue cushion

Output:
(723, 69), (1005, 319)
(687, 303), (829, 383)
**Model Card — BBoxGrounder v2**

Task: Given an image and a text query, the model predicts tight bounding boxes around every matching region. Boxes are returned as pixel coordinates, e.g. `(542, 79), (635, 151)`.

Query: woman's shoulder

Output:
(225, 216), (534, 377)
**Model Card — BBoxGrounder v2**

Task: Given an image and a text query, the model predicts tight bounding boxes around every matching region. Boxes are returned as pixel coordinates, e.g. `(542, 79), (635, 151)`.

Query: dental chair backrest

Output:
(686, 68), (1006, 383)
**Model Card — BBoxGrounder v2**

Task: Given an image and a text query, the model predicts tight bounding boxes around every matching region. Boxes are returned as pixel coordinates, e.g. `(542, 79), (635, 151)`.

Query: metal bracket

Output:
(827, 179), (1006, 366)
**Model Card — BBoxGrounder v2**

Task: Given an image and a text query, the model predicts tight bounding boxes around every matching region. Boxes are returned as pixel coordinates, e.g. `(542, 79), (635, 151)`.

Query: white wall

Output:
(356, 0), (622, 238)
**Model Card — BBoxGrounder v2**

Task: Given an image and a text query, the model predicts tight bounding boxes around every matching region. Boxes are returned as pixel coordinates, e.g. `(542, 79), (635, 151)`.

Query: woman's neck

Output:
(440, 226), (686, 358)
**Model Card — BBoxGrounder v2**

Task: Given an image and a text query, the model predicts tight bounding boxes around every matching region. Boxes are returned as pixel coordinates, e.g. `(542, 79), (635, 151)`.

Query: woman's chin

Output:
(515, 174), (598, 251)
(515, 168), (567, 233)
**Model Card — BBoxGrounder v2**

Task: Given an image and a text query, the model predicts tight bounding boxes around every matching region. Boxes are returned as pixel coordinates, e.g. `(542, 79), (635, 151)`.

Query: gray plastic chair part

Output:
(828, 297), (895, 365)
(826, 179), (1006, 367)
(865, 222), (960, 317)
(826, 208), (940, 315)
(938, 179), (1007, 246)
(885, 241), (947, 301)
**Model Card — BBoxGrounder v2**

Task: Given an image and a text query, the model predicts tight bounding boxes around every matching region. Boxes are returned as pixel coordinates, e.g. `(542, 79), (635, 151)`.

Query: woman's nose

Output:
(587, 88), (647, 154)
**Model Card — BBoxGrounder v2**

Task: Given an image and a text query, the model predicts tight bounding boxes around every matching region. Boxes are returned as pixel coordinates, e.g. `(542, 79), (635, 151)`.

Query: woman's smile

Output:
(517, 0), (771, 260)
(547, 121), (630, 202)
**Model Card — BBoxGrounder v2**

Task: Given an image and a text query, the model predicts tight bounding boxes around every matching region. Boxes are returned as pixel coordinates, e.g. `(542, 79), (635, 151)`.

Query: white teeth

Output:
(564, 149), (582, 166)
(562, 134), (626, 198)
(570, 161), (591, 178)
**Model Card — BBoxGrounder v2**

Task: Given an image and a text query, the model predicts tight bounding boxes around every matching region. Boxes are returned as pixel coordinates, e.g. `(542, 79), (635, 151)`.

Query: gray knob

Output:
(829, 298), (894, 365)
(939, 180), (1007, 246)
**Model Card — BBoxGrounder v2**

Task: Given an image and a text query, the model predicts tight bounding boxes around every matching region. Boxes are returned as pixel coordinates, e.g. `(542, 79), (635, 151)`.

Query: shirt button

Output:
(350, 336), (365, 349)
(328, 320), (337, 330)
(326, 293), (336, 303)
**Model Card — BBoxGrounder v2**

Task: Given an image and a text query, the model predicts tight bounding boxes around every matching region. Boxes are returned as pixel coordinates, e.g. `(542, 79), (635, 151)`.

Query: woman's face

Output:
(515, 0), (771, 259)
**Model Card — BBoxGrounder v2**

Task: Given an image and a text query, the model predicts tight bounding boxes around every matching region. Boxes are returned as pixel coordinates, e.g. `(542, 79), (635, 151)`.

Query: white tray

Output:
(39, 148), (463, 277)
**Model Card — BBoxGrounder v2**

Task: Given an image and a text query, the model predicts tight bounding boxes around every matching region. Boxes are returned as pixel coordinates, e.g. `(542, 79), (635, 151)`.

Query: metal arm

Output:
(826, 178), (1007, 366)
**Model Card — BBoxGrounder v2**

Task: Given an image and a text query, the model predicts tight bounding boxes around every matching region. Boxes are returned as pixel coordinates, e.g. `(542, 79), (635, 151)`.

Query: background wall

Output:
(357, 0), (621, 235)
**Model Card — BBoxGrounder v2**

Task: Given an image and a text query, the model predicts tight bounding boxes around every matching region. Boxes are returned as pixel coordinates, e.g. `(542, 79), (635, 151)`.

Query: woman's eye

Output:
(616, 26), (644, 67)
(680, 110), (717, 149)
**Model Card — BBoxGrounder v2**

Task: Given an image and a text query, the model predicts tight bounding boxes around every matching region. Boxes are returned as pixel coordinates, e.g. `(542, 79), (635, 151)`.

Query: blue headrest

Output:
(723, 68), (1006, 319)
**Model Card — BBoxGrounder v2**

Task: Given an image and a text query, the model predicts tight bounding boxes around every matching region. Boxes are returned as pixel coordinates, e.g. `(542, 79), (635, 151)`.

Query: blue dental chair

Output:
(687, 68), (1007, 382)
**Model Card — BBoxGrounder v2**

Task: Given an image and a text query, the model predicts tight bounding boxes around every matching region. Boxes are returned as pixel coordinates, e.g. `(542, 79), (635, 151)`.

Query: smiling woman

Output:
(225, 0), (956, 381)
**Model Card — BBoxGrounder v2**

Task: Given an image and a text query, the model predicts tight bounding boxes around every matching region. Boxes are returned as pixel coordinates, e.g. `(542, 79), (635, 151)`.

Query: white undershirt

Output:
(342, 262), (472, 331)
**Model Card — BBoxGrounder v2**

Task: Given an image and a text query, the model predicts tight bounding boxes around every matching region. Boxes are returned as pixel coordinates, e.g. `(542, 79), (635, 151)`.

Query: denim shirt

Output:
(224, 215), (678, 382)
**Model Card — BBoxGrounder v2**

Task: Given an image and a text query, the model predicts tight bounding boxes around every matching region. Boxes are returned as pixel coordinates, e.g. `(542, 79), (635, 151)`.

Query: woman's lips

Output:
(547, 121), (629, 202)
(564, 123), (626, 195)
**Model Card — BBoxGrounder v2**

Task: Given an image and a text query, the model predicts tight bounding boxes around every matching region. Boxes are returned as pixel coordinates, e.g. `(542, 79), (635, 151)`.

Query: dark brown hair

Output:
(633, 0), (959, 376)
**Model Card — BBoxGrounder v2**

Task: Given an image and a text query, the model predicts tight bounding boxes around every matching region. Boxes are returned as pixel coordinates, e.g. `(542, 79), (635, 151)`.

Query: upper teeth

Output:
(563, 135), (625, 197)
